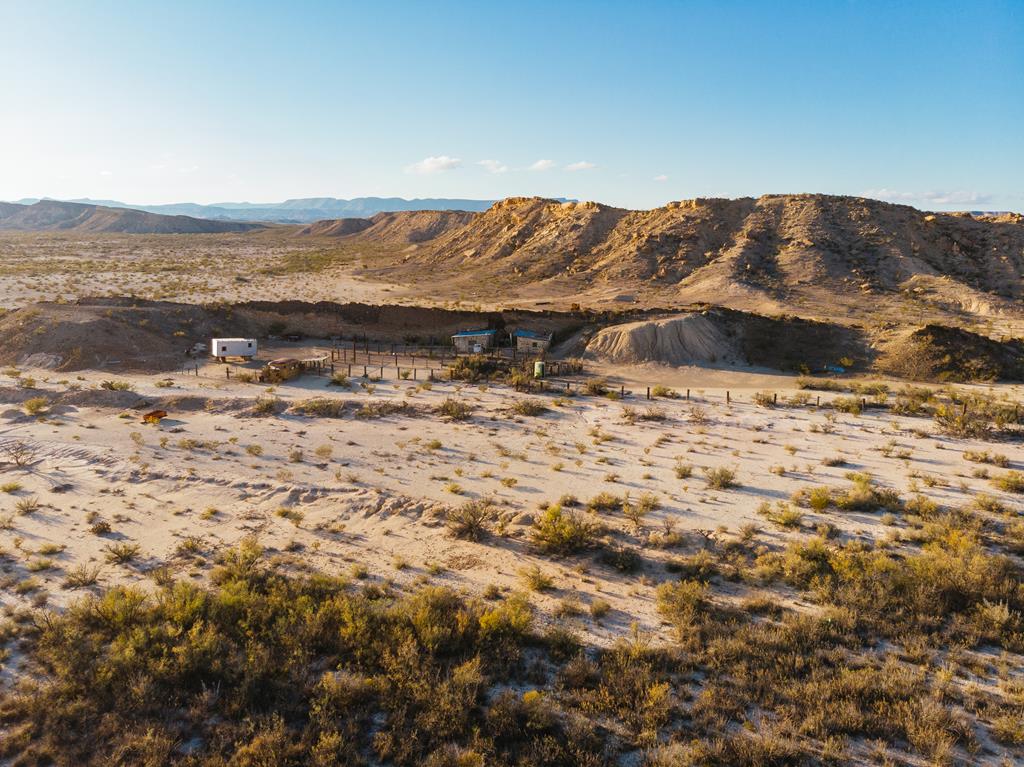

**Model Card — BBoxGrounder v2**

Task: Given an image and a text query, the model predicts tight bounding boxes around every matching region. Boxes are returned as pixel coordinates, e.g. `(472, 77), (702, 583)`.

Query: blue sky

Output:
(1, 0), (1021, 210)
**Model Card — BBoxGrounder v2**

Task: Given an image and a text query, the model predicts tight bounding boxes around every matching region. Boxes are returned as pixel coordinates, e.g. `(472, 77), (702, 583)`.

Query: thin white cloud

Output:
(528, 159), (555, 171)
(477, 159), (508, 174)
(653, 174), (669, 182)
(566, 161), (596, 172)
(405, 155), (462, 174)
(99, 170), (113, 176)
(864, 188), (992, 206)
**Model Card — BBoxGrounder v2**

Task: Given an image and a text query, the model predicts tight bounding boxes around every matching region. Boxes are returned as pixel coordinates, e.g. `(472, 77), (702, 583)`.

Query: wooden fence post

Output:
(726, 390), (730, 404)
(686, 388), (690, 400)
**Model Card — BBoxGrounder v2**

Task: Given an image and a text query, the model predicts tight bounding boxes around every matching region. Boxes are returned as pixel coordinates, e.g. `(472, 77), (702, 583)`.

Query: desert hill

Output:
(298, 209), (476, 242)
(302, 194), (1024, 327)
(409, 194), (1024, 296)
(0, 200), (264, 234)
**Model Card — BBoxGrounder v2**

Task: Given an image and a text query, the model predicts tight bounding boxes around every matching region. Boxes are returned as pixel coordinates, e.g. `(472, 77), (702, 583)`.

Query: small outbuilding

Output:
(211, 338), (257, 361)
(512, 328), (553, 354)
(451, 329), (497, 354)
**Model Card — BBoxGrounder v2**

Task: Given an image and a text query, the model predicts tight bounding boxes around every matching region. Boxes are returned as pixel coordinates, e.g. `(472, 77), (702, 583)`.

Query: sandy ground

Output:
(2, 363), (1022, 649)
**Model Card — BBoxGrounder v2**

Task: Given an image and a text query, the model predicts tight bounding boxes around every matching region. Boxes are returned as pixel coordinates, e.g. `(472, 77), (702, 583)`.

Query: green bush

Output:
(531, 505), (602, 555)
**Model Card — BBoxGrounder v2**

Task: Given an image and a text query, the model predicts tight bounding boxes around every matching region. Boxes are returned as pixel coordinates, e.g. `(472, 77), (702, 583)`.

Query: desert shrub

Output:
(448, 354), (498, 382)
(703, 466), (737, 490)
(15, 496), (40, 515)
(356, 400), (416, 418)
(991, 471), (1024, 494)
(23, 396), (49, 416)
(796, 376), (845, 391)
(104, 541), (141, 565)
(830, 396), (863, 415)
(2, 440), (39, 467)
(99, 380), (133, 391)
(656, 579), (708, 630)
(531, 505), (602, 555)
(252, 395), (282, 415)
(582, 378), (608, 396)
(752, 390), (776, 408)
(795, 475), (903, 514)
(667, 549), (718, 581)
(758, 501), (804, 530)
(448, 499), (495, 541)
(509, 398), (548, 416)
(622, 492), (659, 532)
(650, 385), (678, 398)
(586, 492), (622, 513)
(933, 402), (994, 439)
(963, 450), (1010, 468)
(518, 564), (555, 591)
(437, 398), (473, 421)
(292, 397), (346, 417)
(328, 371), (349, 387)
(63, 563), (102, 589)
(639, 406), (666, 421)
(598, 544), (642, 573)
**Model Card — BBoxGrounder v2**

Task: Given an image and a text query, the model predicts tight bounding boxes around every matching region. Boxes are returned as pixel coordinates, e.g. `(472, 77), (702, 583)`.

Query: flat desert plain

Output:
(1, 365), (1020, 641)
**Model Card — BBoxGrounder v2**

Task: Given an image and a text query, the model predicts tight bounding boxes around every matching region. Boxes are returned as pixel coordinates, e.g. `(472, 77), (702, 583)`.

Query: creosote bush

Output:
(437, 397), (473, 421)
(531, 504), (602, 555)
(448, 498), (495, 541)
(703, 465), (737, 490)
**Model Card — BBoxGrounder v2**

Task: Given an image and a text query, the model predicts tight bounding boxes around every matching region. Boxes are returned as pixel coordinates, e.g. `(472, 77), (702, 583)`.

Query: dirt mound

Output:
(877, 325), (1024, 382)
(585, 314), (742, 366)
(585, 308), (870, 373)
(0, 200), (263, 233)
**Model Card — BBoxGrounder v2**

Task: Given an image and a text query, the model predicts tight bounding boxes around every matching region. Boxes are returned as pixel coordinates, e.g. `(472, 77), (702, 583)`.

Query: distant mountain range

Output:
(0, 200), (263, 233)
(9, 196), (511, 223)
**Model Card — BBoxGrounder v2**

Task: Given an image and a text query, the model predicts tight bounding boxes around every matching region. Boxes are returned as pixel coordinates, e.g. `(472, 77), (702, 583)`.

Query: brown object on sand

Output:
(142, 410), (167, 424)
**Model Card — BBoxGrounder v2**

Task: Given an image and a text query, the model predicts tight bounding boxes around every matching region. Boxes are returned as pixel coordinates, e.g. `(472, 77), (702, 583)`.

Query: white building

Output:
(210, 338), (257, 361)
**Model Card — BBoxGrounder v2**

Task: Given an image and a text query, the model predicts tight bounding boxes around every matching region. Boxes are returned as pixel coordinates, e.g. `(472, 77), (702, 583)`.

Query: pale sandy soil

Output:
(2, 364), (1021, 649)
